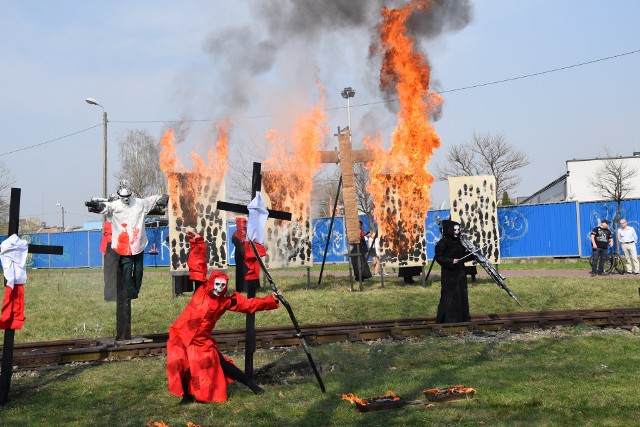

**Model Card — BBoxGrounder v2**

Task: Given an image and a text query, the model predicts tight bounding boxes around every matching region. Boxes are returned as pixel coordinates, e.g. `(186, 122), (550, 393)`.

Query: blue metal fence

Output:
(578, 199), (640, 258)
(2, 199), (639, 269)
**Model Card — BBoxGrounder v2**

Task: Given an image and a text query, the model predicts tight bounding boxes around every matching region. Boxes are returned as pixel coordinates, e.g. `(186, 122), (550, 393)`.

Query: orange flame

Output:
(366, 0), (441, 257)
(424, 385), (476, 396)
(262, 90), (328, 224)
(341, 390), (400, 405)
(159, 123), (229, 228)
(341, 393), (366, 405)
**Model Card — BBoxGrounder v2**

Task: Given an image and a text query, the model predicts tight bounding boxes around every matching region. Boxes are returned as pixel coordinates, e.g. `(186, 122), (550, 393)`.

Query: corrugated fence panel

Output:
(88, 230), (103, 267)
(312, 217), (348, 263)
(36, 232), (89, 268)
(25, 233), (53, 268)
(4, 199), (640, 269)
(499, 202), (579, 257)
(578, 199), (640, 257)
(143, 227), (170, 267)
(425, 210), (449, 260)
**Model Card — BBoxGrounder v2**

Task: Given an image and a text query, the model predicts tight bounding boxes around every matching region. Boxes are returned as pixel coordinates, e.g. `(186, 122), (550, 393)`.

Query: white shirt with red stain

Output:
(100, 195), (162, 256)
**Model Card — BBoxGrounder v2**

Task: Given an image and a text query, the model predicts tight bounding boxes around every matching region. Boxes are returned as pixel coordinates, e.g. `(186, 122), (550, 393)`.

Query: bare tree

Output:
(588, 150), (639, 247)
(436, 131), (530, 200)
(0, 161), (17, 232)
(115, 129), (166, 197)
(354, 162), (375, 225)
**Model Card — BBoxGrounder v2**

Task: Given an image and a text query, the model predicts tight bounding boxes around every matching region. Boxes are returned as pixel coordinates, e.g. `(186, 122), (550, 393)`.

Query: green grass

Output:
(3, 329), (640, 426)
(2, 264), (640, 426)
(14, 265), (638, 343)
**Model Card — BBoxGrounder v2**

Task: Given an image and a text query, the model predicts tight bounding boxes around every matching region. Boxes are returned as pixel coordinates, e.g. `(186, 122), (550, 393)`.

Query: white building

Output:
(522, 153), (640, 204)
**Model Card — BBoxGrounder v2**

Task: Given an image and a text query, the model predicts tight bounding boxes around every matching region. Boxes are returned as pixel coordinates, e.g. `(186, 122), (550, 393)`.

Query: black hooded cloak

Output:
(435, 220), (472, 323)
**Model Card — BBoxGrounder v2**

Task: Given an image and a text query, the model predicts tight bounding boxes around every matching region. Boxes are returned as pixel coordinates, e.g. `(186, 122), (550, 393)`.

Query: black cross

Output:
(216, 162), (291, 379)
(0, 188), (63, 405)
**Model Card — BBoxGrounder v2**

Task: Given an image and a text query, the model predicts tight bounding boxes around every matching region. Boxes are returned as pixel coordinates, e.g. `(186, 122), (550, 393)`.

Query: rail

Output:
(3, 308), (640, 369)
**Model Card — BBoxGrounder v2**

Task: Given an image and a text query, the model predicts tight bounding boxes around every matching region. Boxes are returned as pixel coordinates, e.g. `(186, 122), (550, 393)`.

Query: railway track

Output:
(3, 308), (640, 369)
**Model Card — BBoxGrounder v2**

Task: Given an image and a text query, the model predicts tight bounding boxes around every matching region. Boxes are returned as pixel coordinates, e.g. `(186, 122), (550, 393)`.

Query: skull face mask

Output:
(117, 183), (133, 206)
(212, 277), (228, 296)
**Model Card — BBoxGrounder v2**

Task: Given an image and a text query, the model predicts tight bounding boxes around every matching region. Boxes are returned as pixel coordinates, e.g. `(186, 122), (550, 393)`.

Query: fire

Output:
(146, 422), (202, 427)
(262, 89), (328, 224)
(424, 385), (476, 397)
(341, 393), (366, 405)
(341, 390), (400, 405)
(366, 0), (442, 258)
(159, 123), (230, 228)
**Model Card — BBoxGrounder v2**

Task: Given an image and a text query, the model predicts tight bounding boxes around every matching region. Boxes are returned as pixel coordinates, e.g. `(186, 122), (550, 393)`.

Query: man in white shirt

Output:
(617, 218), (639, 274)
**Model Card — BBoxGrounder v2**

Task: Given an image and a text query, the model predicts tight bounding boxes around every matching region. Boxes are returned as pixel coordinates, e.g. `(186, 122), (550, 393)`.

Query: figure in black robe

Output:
(435, 220), (472, 323)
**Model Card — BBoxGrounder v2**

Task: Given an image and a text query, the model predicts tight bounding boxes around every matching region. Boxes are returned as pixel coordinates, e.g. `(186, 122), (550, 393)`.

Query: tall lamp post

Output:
(341, 87), (356, 134)
(56, 203), (65, 231)
(85, 98), (108, 199)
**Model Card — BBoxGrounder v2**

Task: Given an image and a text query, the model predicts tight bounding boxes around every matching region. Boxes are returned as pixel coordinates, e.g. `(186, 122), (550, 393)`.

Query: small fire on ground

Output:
(423, 385), (476, 402)
(341, 390), (401, 406)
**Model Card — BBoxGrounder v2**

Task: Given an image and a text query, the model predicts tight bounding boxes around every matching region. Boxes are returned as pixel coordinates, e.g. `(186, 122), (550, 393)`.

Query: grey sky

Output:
(1, 0), (639, 228)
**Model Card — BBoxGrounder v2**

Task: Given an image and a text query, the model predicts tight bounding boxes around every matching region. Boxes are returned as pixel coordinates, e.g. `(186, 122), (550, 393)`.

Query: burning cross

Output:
(216, 162), (291, 379)
(0, 188), (63, 405)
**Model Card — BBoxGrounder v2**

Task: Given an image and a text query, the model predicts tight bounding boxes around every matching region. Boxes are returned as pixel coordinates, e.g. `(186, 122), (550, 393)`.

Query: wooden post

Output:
(215, 162), (292, 379)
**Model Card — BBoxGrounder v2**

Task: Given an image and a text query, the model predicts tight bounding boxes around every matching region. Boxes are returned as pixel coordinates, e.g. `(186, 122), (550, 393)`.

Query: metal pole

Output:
(102, 111), (108, 199)
(347, 96), (351, 132)
(318, 176), (343, 285)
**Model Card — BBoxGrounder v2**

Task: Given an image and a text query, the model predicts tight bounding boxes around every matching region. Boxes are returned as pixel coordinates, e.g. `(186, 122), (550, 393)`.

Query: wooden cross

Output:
(0, 188), (63, 405)
(319, 127), (373, 245)
(318, 127), (374, 289)
(215, 162), (292, 379)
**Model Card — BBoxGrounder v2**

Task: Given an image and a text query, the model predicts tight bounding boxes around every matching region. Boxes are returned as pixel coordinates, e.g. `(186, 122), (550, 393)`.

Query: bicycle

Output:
(589, 248), (625, 275)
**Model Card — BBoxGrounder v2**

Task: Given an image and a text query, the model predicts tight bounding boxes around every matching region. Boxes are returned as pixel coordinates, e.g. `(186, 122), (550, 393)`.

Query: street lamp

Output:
(85, 98), (108, 199)
(340, 87), (356, 133)
(56, 203), (65, 231)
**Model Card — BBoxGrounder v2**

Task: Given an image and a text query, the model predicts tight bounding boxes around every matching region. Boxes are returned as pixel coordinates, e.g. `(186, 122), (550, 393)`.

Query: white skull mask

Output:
(117, 182), (133, 206)
(212, 277), (227, 296)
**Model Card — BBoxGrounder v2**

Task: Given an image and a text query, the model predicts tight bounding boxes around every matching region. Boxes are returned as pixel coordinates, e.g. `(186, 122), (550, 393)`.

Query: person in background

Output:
(617, 218), (639, 274)
(590, 219), (613, 276)
(365, 231), (381, 276)
(166, 231), (280, 404)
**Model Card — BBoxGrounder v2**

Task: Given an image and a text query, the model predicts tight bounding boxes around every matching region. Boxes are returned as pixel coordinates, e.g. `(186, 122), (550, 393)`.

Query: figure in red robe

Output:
(231, 217), (248, 292)
(166, 231), (280, 404)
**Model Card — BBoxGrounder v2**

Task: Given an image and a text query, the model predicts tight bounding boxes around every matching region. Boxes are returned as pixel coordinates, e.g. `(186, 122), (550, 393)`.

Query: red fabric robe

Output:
(244, 241), (265, 281)
(0, 285), (25, 330)
(186, 234), (207, 283)
(166, 239), (278, 403)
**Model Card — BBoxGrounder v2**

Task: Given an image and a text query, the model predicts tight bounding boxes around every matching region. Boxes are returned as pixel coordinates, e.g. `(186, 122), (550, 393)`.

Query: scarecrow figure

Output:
(88, 180), (168, 299)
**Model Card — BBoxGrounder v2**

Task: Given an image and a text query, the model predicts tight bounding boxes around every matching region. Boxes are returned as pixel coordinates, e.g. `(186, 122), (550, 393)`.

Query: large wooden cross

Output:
(216, 162), (291, 379)
(319, 127), (373, 245)
(318, 127), (374, 288)
(0, 188), (63, 405)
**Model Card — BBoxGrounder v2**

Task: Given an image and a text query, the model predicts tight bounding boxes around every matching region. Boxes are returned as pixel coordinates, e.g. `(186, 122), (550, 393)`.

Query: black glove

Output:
(85, 200), (105, 213)
(156, 194), (169, 207)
